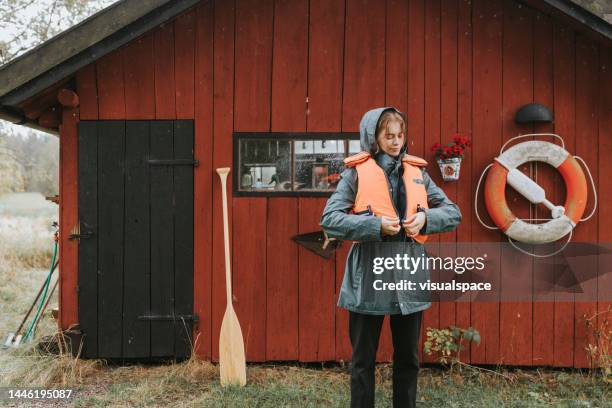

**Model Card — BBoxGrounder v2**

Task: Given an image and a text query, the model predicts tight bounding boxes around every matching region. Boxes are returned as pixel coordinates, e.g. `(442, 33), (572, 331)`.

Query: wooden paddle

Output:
(216, 167), (247, 386)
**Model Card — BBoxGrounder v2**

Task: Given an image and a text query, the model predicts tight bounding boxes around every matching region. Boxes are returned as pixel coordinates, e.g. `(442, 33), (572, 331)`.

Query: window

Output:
(234, 132), (361, 196)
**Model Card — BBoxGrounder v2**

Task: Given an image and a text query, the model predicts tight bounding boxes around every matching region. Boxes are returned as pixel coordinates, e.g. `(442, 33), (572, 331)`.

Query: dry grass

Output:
(0, 342), (101, 387)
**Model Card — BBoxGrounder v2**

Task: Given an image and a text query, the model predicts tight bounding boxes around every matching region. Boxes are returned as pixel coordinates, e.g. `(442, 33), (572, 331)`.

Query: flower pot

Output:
(437, 157), (462, 181)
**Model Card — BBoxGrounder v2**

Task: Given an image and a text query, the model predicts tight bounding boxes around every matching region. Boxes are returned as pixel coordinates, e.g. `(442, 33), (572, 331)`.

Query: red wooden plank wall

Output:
(499, 0), (533, 366)
(60, 0), (612, 367)
(553, 22), (576, 367)
(455, 0), (473, 364)
(532, 10), (556, 367)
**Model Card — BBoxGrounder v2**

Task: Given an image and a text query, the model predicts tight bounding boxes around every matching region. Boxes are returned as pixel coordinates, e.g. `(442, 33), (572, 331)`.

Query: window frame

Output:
(233, 132), (361, 197)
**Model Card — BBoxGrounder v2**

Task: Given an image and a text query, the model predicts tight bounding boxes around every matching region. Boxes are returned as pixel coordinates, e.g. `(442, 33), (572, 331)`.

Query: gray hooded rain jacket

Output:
(320, 107), (462, 315)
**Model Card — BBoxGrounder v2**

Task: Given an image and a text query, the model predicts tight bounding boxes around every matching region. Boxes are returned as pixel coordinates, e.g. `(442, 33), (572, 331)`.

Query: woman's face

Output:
(376, 120), (405, 157)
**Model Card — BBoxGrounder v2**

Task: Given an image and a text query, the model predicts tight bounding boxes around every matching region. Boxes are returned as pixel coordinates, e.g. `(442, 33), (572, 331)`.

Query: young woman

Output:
(320, 107), (462, 408)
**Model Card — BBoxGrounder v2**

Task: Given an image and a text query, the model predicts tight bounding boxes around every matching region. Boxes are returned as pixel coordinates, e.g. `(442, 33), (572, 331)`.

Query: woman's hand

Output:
(380, 216), (401, 236)
(402, 212), (426, 237)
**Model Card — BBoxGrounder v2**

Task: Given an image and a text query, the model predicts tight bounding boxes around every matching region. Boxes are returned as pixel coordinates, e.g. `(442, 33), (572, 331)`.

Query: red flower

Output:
(452, 133), (471, 148)
(432, 134), (471, 161)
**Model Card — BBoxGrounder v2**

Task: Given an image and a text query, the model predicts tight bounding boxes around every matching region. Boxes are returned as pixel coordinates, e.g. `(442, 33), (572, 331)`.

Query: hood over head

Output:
(358, 107), (407, 155)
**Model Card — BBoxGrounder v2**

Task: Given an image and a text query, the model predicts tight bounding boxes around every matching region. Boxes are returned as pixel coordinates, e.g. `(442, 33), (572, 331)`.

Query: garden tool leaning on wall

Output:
(3, 222), (59, 347)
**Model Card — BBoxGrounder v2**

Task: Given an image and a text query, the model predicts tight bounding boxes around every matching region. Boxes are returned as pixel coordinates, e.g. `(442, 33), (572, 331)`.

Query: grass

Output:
(1, 349), (609, 407)
(0, 192), (610, 407)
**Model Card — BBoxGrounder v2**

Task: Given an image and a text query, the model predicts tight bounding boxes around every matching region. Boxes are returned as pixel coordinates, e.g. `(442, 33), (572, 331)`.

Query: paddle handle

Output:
(216, 167), (233, 308)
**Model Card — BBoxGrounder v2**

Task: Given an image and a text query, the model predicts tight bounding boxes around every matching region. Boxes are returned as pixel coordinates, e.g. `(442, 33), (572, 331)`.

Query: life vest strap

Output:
(345, 152), (428, 167)
(402, 154), (428, 167)
(344, 151), (370, 167)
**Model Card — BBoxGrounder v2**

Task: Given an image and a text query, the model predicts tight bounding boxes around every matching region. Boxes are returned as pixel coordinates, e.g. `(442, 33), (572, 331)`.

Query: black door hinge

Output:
(137, 314), (199, 323)
(68, 231), (94, 240)
(147, 159), (199, 167)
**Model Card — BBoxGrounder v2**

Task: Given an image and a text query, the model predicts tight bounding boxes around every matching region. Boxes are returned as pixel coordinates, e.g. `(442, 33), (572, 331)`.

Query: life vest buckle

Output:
(354, 204), (374, 216)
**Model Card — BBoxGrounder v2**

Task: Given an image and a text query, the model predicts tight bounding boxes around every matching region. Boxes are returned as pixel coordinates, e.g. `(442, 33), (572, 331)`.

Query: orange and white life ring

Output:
(475, 134), (597, 251)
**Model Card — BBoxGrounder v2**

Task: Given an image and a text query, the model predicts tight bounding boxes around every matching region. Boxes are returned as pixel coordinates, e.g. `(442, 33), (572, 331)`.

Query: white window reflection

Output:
(237, 135), (358, 193)
(349, 140), (361, 154)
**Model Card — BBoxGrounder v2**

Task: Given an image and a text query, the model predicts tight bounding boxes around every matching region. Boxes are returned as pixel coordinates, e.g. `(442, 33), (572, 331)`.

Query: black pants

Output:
(349, 311), (422, 408)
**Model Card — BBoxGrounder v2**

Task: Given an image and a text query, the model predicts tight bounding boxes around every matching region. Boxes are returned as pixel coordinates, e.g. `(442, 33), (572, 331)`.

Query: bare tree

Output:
(0, 0), (117, 66)
(2, 131), (59, 196)
(0, 136), (26, 195)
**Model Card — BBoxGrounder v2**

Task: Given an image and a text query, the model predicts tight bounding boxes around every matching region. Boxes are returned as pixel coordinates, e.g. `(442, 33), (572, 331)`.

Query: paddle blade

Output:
(216, 167), (230, 176)
(219, 307), (246, 386)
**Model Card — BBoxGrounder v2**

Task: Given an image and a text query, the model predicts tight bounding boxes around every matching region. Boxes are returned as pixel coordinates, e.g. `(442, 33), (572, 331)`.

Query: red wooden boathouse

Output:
(0, 0), (610, 368)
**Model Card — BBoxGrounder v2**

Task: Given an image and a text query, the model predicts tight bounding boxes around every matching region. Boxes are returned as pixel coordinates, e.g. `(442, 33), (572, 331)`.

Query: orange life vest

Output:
(344, 151), (429, 244)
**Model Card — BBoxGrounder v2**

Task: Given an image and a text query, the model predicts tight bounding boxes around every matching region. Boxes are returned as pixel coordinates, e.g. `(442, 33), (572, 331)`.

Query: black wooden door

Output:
(78, 120), (195, 360)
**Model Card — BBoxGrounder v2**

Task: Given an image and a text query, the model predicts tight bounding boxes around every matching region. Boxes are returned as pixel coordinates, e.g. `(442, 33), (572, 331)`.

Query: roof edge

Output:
(0, 106), (59, 136)
(542, 0), (612, 41)
(0, 0), (130, 74)
(0, 0), (200, 107)
(0, 0), (174, 96)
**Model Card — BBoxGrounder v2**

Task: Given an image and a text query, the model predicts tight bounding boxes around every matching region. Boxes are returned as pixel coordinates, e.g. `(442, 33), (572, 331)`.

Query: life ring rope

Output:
(508, 229), (573, 258)
(474, 134), (597, 258)
(574, 155), (598, 222)
(499, 133), (565, 155)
